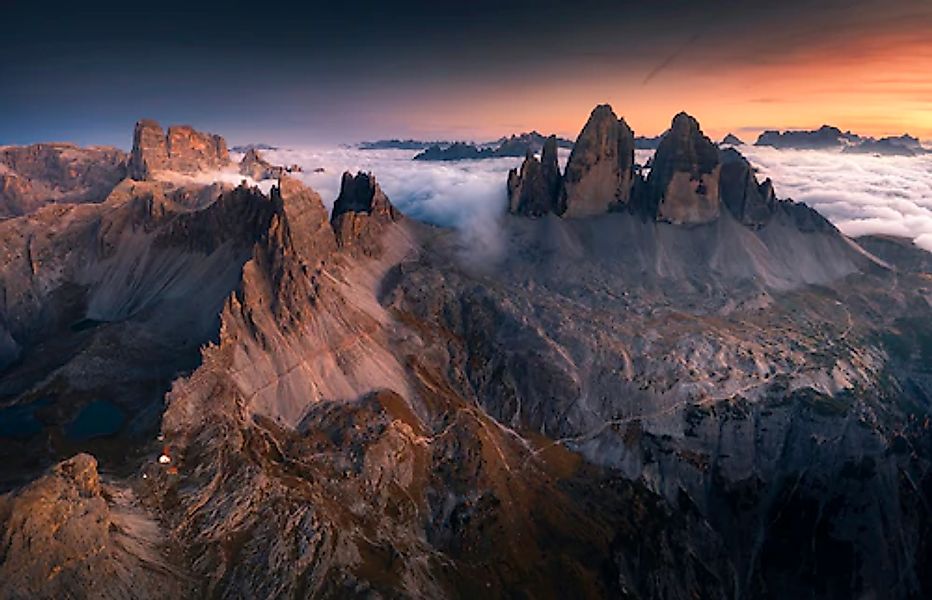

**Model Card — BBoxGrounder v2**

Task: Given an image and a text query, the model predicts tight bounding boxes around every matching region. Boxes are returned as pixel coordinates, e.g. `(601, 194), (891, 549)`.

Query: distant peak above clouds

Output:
(754, 126), (926, 155)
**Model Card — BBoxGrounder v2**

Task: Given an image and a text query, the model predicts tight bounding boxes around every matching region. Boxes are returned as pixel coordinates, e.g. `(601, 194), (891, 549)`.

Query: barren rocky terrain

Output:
(1, 110), (930, 599)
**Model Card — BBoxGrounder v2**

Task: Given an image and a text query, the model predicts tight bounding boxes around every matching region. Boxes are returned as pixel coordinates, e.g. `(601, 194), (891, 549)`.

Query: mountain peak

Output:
(721, 133), (744, 145)
(331, 171), (400, 249)
(561, 104), (635, 217)
(507, 135), (565, 216)
(644, 111), (721, 224)
(129, 118), (230, 180)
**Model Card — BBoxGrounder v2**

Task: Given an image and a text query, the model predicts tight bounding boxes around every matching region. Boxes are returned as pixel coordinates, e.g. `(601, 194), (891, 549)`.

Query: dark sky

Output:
(2, 0), (931, 147)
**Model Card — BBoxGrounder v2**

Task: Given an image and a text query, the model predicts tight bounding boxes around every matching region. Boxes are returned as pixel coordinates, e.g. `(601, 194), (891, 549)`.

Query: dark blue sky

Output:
(3, 0), (930, 147)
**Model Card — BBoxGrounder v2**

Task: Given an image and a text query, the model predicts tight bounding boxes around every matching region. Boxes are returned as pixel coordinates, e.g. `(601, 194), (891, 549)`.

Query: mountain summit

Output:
(0, 113), (929, 599)
(129, 119), (230, 179)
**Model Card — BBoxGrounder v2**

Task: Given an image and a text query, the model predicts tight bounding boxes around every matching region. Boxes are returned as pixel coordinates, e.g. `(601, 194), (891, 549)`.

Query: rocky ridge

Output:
(508, 105), (834, 233)
(755, 125), (862, 150)
(413, 131), (573, 161)
(0, 454), (184, 599)
(506, 136), (565, 216)
(0, 113), (930, 599)
(0, 143), (127, 218)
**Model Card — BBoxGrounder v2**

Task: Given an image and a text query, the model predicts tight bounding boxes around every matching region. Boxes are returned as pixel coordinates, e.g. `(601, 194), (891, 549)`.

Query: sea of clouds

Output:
(258, 144), (932, 252)
(736, 145), (932, 251)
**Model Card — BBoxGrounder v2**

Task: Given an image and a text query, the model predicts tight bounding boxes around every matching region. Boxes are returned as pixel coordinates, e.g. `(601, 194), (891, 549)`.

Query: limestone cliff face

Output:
(0, 143), (127, 218)
(562, 104), (635, 217)
(2, 117), (929, 600)
(719, 148), (777, 228)
(129, 119), (230, 180)
(646, 112), (722, 225)
(331, 171), (400, 249)
(0, 454), (183, 598)
(507, 136), (565, 216)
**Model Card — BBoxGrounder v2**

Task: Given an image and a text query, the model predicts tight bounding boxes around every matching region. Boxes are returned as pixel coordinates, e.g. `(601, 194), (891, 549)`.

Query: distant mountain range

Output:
(229, 143), (278, 153)
(359, 131), (574, 161)
(358, 139), (455, 150)
(1, 109), (931, 599)
(755, 126), (926, 155)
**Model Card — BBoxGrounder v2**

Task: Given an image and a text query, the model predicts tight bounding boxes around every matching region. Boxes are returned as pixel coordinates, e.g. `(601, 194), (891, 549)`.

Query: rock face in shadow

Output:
(129, 119), (230, 180)
(0, 177), (275, 485)
(330, 171), (399, 249)
(0, 454), (184, 599)
(645, 112), (722, 225)
(500, 105), (845, 235)
(2, 116), (931, 600)
(718, 148), (777, 228)
(0, 143), (127, 218)
(562, 104), (635, 217)
(506, 136), (565, 216)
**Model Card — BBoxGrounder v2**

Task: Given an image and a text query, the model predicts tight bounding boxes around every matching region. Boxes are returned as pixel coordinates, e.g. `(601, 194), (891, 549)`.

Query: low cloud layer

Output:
(738, 146), (932, 251)
(263, 146), (532, 265)
(260, 144), (932, 254)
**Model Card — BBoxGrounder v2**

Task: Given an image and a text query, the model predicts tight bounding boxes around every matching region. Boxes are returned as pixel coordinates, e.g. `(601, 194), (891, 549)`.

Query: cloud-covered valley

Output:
(261, 144), (932, 252)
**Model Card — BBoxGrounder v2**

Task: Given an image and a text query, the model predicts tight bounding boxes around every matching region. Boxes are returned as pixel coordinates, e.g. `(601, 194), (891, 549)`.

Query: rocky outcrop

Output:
(238, 148), (284, 180)
(0, 454), (183, 599)
(129, 119), (230, 179)
(0, 143), (127, 218)
(264, 176), (337, 271)
(718, 148), (777, 227)
(506, 136), (565, 216)
(645, 112), (722, 225)
(720, 133), (744, 146)
(330, 171), (399, 249)
(500, 106), (856, 232)
(562, 104), (635, 217)
(4, 117), (928, 600)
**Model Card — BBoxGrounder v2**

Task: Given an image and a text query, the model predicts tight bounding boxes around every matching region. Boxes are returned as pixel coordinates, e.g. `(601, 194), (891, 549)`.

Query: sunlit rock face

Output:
(1, 113), (931, 600)
(507, 136), (565, 216)
(129, 119), (230, 180)
(0, 143), (127, 218)
(645, 112), (722, 225)
(562, 104), (635, 217)
(0, 454), (184, 598)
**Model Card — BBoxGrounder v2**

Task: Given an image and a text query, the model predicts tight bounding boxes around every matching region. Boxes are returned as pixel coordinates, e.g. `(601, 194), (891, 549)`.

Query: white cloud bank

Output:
(737, 145), (932, 251)
(259, 144), (932, 253)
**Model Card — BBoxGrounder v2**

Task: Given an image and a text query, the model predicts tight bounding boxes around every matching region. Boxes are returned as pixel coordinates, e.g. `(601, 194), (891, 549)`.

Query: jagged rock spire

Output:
(718, 148), (777, 228)
(507, 135), (565, 216)
(562, 104), (635, 217)
(331, 171), (399, 249)
(645, 112), (722, 225)
(332, 171), (397, 222)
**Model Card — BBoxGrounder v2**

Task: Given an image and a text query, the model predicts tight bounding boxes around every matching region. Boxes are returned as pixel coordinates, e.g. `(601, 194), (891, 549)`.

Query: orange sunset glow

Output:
(399, 28), (932, 143)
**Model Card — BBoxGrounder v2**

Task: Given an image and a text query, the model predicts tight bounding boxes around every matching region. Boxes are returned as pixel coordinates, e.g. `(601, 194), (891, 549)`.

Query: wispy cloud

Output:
(258, 144), (932, 254)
